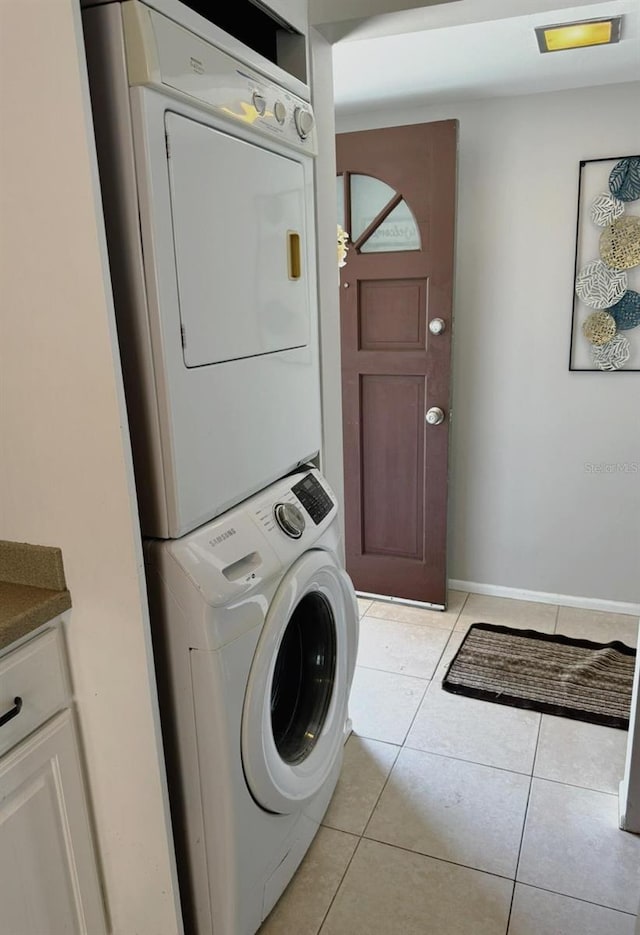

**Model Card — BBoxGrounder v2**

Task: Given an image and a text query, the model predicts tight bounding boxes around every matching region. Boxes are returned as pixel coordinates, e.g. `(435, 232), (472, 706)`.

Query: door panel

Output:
(337, 121), (457, 606)
(361, 374), (424, 560)
(359, 279), (428, 350)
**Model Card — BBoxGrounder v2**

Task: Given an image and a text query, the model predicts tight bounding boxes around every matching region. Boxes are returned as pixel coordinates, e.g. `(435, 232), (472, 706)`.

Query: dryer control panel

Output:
(123, 2), (317, 154)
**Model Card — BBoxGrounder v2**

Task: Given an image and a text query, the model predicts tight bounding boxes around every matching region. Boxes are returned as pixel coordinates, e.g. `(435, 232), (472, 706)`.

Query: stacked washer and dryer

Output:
(82, 2), (358, 933)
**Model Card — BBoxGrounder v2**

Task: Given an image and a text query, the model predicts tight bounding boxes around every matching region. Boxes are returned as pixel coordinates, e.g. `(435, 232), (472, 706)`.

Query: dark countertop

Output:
(0, 541), (71, 653)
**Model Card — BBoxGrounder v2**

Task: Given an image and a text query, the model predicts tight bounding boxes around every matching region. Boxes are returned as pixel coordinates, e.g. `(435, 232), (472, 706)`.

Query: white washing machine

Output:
(145, 468), (358, 935)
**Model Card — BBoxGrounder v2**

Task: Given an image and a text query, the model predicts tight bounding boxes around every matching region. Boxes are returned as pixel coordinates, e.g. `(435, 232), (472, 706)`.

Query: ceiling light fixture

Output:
(535, 16), (622, 53)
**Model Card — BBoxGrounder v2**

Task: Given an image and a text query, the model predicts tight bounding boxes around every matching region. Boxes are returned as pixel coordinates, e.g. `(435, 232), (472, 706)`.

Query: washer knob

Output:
(252, 92), (266, 116)
(274, 100), (286, 124)
(294, 107), (314, 139)
(274, 502), (306, 538)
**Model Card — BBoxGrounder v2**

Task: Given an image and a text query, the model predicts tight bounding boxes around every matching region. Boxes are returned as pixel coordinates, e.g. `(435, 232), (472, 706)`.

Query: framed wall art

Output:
(569, 155), (640, 372)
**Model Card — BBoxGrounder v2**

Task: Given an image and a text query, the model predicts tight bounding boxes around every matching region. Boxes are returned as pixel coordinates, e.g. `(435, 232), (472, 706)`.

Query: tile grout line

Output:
(360, 741), (403, 841)
(316, 694), (409, 935)
(514, 880), (639, 917)
(356, 833), (521, 882)
(339, 734), (624, 797)
(362, 612), (458, 632)
(400, 743), (537, 777)
(529, 772), (623, 798)
(345, 621), (442, 849)
(357, 661), (440, 678)
(317, 601), (420, 931)
(398, 666), (432, 746)
(347, 599), (463, 851)
(505, 691), (546, 932)
(342, 832), (638, 918)
(506, 638), (554, 931)
(315, 831), (362, 935)
(349, 617), (467, 905)
(355, 603), (471, 759)
(355, 611), (461, 681)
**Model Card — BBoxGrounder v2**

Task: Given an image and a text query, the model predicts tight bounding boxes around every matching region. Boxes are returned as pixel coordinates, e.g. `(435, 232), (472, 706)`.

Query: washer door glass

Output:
(241, 550), (357, 815)
(271, 591), (336, 765)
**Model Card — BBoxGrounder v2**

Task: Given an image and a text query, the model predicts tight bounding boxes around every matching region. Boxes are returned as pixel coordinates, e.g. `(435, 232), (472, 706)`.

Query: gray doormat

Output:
(442, 623), (636, 729)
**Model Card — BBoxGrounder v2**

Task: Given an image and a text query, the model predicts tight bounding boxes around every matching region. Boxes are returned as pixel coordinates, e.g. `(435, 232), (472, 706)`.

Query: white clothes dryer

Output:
(83, 1), (322, 538)
(145, 469), (358, 935)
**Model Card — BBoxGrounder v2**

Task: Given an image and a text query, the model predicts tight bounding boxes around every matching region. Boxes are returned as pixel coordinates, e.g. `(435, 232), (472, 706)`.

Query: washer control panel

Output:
(274, 502), (306, 538)
(291, 473), (334, 525)
(252, 470), (336, 543)
(164, 469), (339, 606)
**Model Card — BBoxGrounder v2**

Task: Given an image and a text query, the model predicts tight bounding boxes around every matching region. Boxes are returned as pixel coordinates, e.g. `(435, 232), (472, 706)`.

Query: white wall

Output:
(337, 82), (640, 606)
(0, 2), (181, 932)
(310, 28), (346, 547)
(311, 0), (448, 23)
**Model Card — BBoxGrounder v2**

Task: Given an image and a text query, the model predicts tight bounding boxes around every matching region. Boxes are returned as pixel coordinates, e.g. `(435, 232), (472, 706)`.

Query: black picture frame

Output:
(569, 154), (640, 372)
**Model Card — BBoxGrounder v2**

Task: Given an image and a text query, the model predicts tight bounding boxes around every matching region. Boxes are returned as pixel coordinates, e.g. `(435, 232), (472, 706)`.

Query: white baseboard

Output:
(448, 579), (640, 618)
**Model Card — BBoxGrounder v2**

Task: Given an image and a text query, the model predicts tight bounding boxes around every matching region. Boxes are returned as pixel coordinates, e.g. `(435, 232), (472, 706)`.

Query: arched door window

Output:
(337, 173), (421, 253)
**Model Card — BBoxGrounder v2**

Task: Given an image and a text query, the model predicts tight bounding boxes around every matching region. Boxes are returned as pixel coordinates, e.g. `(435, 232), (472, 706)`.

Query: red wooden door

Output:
(337, 121), (457, 607)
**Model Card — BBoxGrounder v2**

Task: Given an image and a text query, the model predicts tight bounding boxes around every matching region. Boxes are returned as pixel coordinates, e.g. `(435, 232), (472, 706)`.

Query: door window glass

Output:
(350, 174), (397, 242)
(360, 199), (421, 253)
(337, 173), (422, 253)
(271, 592), (336, 764)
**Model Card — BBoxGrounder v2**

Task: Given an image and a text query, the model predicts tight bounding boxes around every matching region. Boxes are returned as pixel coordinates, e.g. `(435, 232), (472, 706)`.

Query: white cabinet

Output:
(0, 628), (107, 935)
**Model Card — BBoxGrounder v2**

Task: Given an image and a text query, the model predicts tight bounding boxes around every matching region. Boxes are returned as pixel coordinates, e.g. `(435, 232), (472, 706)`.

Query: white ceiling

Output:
(331, 0), (640, 114)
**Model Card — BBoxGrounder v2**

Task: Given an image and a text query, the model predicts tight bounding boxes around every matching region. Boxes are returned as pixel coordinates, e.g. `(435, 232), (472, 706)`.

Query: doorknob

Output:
(429, 318), (446, 335)
(426, 407), (445, 425)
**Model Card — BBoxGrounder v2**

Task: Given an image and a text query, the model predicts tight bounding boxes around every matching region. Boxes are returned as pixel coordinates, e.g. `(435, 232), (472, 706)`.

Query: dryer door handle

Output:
(287, 231), (301, 280)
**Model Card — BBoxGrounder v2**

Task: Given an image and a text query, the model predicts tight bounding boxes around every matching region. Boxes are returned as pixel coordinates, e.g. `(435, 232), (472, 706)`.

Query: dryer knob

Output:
(294, 107), (314, 139)
(274, 502), (305, 538)
(252, 92), (267, 116)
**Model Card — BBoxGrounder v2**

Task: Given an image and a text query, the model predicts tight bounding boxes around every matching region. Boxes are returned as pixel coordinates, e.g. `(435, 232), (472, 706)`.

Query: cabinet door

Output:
(0, 710), (107, 935)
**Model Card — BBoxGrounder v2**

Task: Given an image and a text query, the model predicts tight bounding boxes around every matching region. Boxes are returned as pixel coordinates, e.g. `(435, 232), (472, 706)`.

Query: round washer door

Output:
(241, 549), (355, 815)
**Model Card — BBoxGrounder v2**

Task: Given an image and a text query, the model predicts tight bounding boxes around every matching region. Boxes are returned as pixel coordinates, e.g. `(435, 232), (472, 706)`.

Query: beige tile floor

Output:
(260, 592), (640, 935)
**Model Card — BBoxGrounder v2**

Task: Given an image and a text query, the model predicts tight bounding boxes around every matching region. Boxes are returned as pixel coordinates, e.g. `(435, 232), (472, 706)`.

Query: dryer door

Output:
(241, 550), (355, 815)
(165, 112), (311, 369)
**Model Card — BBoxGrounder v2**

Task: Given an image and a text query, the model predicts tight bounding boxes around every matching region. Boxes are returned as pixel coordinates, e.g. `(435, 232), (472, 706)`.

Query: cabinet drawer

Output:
(0, 629), (69, 757)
